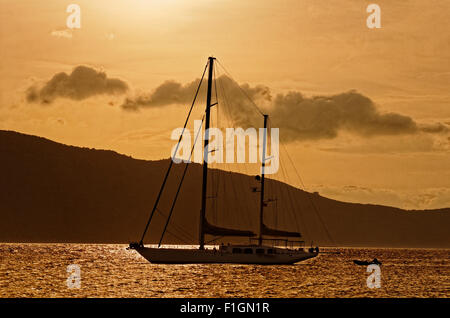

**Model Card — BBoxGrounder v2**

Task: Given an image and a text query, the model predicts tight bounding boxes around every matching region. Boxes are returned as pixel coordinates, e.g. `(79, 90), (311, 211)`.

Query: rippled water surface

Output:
(0, 244), (448, 297)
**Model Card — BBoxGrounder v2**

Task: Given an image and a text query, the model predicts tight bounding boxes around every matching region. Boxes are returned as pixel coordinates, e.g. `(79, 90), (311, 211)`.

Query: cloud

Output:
(121, 75), (271, 113)
(122, 79), (202, 111)
(50, 28), (73, 39)
(122, 75), (449, 141)
(312, 184), (450, 210)
(26, 66), (129, 104)
(319, 133), (450, 154)
(270, 90), (420, 141)
(418, 122), (450, 134)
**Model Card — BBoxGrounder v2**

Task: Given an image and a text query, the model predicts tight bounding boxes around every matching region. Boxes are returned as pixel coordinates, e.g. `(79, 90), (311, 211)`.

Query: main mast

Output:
(199, 57), (215, 250)
(258, 114), (268, 246)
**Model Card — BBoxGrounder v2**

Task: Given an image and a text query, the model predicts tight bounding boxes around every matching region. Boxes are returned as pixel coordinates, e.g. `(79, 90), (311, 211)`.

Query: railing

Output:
(249, 237), (306, 249)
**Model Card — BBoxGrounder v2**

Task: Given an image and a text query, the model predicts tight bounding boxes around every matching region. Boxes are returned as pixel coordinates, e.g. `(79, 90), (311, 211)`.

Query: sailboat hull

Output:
(135, 247), (318, 265)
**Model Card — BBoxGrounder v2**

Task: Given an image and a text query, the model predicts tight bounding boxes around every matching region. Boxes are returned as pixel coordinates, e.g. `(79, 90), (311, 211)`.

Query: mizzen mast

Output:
(258, 114), (268, 245)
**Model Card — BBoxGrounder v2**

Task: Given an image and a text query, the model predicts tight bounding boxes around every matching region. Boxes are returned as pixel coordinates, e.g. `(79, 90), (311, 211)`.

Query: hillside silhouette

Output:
(0, 130), (449, 248)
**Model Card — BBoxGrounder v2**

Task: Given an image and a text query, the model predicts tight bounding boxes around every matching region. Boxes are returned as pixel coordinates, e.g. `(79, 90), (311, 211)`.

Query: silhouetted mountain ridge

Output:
(0, 130), (449, 248)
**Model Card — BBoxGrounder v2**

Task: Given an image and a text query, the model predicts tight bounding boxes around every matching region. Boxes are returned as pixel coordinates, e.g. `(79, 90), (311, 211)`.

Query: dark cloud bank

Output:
(26, 66), (128, 103)
(26, 66), (448, 141)
(121, 75), (448, 141)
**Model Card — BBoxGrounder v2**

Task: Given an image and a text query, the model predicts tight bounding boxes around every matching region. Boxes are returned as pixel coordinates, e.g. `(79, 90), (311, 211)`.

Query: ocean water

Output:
(0, 244), (448, 298)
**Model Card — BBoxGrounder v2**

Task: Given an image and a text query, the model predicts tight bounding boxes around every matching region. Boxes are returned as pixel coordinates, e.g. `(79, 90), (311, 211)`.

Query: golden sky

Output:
(0, 0), (449, 209)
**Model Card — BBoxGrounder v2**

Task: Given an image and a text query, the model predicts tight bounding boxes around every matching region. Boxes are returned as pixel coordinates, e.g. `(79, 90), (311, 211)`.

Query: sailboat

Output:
(129, 57), (319, 264)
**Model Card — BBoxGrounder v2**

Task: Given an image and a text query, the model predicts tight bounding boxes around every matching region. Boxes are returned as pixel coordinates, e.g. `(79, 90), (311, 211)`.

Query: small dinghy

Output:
(353, 258), (381, 266)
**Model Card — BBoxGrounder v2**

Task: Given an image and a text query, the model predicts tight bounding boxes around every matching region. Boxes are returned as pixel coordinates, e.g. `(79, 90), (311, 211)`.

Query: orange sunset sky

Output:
(0, 0), (449, 210)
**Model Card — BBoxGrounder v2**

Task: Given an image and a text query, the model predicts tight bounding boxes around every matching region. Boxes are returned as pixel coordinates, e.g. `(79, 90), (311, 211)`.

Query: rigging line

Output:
(139, 61), (209, 245)
(165, 229), (191, 245)
(212, 66), (220, 223)
(216, 69), (253, 228)
(158, 115), (206, 247)
(155, 207), (193, 242)
(268, 118), (302, 235)
(215, 69), (243, 226)
(217, 60), (303, 234)
(214, 69), (220, 114)
(214, 71), (231, 223)
(219, 72), (246, 227)
(266, 118), (310, 240)
(219, 80), (241, 227)
(282, 167), (310, 240)
(273, 121), (311, 238)
(280, 147), (310, 240)
(274, 121), (336, 246)
(215, 72), (237, 226)
(279, 152), (302, 236)
(213, 64), (220, 198)
(215, 71), (243, 224)
(217, 69), (255, 178)
(206, 236), (224, 244)
(263, 123), (286, 231)
(289, 161), (335, 246)
(216, 59), (265, 117)
(210, 108), (219, 224)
